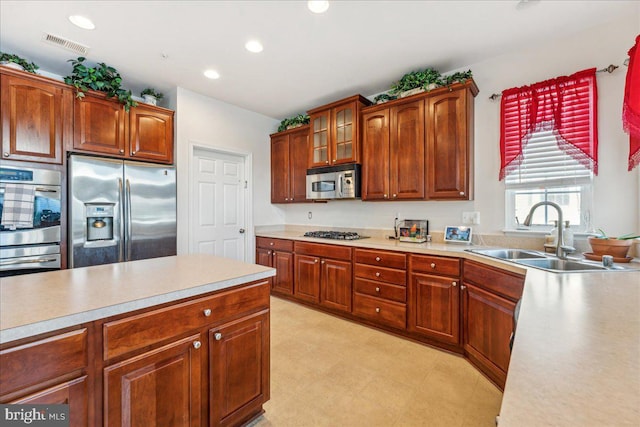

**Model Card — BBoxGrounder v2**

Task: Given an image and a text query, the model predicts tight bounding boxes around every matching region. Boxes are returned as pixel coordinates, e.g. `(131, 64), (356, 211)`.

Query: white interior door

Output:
(190, 147), (246, 260)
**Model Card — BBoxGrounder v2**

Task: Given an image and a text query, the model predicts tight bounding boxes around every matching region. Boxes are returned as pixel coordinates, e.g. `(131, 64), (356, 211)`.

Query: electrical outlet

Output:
(462, 211), (480, 225)
(308, 211), (312, 220)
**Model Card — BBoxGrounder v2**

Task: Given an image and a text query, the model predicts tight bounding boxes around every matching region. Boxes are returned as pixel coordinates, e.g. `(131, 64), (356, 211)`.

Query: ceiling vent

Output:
(42, 33), (90, 56)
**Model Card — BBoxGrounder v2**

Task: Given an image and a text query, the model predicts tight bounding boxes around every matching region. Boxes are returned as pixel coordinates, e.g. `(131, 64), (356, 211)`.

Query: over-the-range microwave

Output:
(306, 164), (361, 200)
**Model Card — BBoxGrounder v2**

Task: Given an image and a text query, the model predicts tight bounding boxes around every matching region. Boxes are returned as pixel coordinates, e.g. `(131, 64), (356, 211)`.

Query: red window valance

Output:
(499, 68), (598, 180)
(623, 35), (640, 171)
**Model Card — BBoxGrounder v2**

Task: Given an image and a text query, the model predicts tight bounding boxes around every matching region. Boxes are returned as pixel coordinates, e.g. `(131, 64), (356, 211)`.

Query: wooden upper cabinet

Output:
(73, 92), (174, 164)
(362, 99), (424, 200)
(308, 95), (372, 168)
(73, 93), (127, 156)
(426, 85), (475, 200)
(270, 126), (309, 203)
(0, 70), (71, 164)
(129, 104), (174, 163)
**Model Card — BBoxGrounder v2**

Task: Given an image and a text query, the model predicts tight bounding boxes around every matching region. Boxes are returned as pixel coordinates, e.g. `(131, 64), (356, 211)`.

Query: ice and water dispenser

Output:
(85, 204), (115, 241)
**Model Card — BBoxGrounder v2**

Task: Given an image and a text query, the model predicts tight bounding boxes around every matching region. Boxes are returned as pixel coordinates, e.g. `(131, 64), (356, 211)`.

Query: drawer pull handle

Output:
(375, 272), (380, 277)
(375, 287), (380, 293)
(375, 307), (381, 313)
(214, 333), (222, 341)
(452, 282), (457, 287)
(375, 256), (381, 262)
(270, 242), (274, 246)
(193, 341), (202, 349)
(430, 263), (436, 269)
(203, 308), (212, 317)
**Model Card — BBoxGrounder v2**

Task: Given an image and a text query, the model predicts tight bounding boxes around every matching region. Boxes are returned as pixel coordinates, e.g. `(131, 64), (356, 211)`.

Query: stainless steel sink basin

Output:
(514, 258), (608, 272)
(467, 248), (547, 260)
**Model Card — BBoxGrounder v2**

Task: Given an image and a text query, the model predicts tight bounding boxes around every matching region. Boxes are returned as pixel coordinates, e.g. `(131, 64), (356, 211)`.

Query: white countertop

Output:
(0, 254), (275, 344)
(257, 230), (640, 426)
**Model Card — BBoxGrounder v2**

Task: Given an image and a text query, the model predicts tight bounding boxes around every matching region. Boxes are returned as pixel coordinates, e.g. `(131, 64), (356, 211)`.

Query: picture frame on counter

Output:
(444, 226), (472, 244)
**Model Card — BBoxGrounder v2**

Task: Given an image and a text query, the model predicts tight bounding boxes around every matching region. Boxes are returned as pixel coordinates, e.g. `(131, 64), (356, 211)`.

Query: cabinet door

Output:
(103, 334), (202, 427)
(270, 134), (290, 203)
(10, 376), (88, 427)
(1, 74), (68, 164)
(294, 254), (321, 303)
(309, 111), (330, 167)
(462, 283), (515, 388)
(255, 248), (273, 287)
(272, 251), (294, 295)
(74, 94), (127, 156)
(320, 258), (352, 313)
(289, 128), (309, 202)
(361, 109), (390, 200)
(390, 100), (425, 199)
(209, 311), (269, 427)
(129, 105), (174, 163)
(426, 89), (470, 199)
(408, 273), (459, 345)
(332, 101), (358, 164)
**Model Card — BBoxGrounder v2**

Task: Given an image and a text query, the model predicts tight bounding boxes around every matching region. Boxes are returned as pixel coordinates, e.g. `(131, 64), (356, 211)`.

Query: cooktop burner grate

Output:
(303, 230), (367, 240)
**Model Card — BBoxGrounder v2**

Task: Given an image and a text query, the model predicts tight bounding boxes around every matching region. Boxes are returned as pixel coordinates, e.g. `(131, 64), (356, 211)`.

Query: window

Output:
(500, 69), (598, 232)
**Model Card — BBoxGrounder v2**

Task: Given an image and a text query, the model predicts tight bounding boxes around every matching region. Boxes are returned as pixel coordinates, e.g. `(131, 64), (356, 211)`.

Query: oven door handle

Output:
(0, 187), (59, 194)
(0, 257), (58, 266)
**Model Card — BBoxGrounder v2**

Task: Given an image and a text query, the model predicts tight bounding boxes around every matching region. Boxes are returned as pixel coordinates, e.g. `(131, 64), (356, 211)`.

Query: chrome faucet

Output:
(523, 201), (575, 259)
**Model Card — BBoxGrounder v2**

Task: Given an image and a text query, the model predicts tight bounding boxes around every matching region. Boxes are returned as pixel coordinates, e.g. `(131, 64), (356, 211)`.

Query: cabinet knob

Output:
(131, 151), (136, 155)
(193, 340), (202, 349)
(267, 250), (271, 255)
(291, 197), (294, 201)
(375, 287), (380, 293)
(333, 159), (336, 162)
(214, 332), (222, 341)
(270, 242), (274, 246)
(383, 194), (388, 198)
(285, 197), (289, 201)
(430, 263), (436, 269)
(272, 252), (276, 257)
(3, 152), (9, 157)
(452, 281), (457, 287)
(375, 307), (381, 313)
(203, 308), (212, 317)
(459, 191), (465, 196)
(325, 160), (329, 164)
(375, 257), (381, 262)
(314, 259), (319, 263)
(119, 149), (124, 154)
(375, 272), (381, 277)
(321, 260), (325, 264)
(392, 194), (397, 198)
(461, 285), (466, 290)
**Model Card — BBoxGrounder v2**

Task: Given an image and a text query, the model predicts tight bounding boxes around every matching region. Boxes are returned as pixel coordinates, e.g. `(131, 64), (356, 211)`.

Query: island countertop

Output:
(256, 230), (640, 426)
(0, 254), (275, 344)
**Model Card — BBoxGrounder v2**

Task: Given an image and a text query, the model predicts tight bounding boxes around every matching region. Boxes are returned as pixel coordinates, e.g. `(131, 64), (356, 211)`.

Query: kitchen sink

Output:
(467, 248), (547, 260)
(514, 258), (608, 272)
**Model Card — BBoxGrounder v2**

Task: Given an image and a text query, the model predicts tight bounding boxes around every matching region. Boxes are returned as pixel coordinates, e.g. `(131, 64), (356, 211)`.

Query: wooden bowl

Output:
(588, 237), (632, 258)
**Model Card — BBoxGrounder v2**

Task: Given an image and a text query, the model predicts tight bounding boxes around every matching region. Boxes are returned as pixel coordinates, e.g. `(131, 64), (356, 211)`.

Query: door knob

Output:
(239, 228), (245, 234)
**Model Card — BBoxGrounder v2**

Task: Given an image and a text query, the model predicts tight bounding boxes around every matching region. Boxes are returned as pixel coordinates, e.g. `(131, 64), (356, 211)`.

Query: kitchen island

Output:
(0, 254), (275, 426)
(256, 229), (640, 426)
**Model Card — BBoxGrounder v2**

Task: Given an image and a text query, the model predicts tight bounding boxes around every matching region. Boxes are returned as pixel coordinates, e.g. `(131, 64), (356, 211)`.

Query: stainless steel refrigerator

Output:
(69, 154), (176, 268)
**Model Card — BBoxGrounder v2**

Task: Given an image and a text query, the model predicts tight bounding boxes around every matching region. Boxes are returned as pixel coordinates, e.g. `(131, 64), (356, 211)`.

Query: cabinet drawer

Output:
(354, 278), (406, 303)
(355, 264), (406, 286)
(354, 249), (406, 269)
(0, 329), (87, 396)
(353, 293), (406, 330)
(410, 254), (460, 276)
(294, 241), (352, 260)
(463, 260), (524, 301)
(103, 280), (269, 360)
(256, 237), (293, 252)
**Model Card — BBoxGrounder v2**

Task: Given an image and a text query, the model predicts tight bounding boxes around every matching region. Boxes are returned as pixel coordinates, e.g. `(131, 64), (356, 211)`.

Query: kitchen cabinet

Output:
(353, 249), (407, 329)
(209, 310), (269, 427)
(256, 237), (294, 295)
(462, 260), (524, 389)
(294, 241), (353, 312)
(426, 84), (476, 200)
(307, 95), (372, 168)
(270, 126), (309, 203)
(0, 329), (89, 425)
(408, 255), (461, 346)
(0, 68), (72, 164)
(362, 99), (425, 200)
(73, 92), (174, 164)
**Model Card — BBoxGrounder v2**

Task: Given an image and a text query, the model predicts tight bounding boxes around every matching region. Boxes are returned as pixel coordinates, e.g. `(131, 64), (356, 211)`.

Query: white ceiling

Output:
(1, 1), (637, 120)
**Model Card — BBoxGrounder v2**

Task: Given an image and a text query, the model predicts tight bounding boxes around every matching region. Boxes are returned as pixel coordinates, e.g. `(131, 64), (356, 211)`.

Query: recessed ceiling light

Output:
(204, 69), (220, 79)
(308, 1), (329, 14)
(68, 15), (95, 30)
(245, 40), (264, 53)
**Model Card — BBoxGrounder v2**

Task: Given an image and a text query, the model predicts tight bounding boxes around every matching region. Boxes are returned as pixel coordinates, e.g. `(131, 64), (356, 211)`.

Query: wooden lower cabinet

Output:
(294, 254), (321, 303)
(209, 311), (269, 427)
(320, 258), (352, 312)
(103, 334), (203, 427)
(256, 237), (294, 296)
(408, 273), (460, 345)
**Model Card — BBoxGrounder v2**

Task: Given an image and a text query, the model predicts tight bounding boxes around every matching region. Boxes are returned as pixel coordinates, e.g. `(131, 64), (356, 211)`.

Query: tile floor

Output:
(251, 296), (502, 427)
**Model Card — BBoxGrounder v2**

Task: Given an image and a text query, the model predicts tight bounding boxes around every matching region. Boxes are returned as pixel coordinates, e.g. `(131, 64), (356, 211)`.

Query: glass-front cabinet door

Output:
(333, 105), (354, 164)
(310, 112), (330, 167)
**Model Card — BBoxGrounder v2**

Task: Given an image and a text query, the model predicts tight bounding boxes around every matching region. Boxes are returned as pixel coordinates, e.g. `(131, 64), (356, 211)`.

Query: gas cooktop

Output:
(303, 231), (368, 240)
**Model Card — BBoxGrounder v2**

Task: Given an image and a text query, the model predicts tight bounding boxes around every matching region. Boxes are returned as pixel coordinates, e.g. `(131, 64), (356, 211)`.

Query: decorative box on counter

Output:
(398, 220), (429, 243)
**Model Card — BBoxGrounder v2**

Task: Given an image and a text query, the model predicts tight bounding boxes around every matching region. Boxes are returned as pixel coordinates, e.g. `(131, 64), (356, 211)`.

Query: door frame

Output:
(187, 141), (253, 262)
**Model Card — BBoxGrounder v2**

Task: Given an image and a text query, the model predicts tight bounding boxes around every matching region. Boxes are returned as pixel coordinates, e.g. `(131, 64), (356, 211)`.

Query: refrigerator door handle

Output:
(126, 179), (132, 261)
(118, 178), (125, 262)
